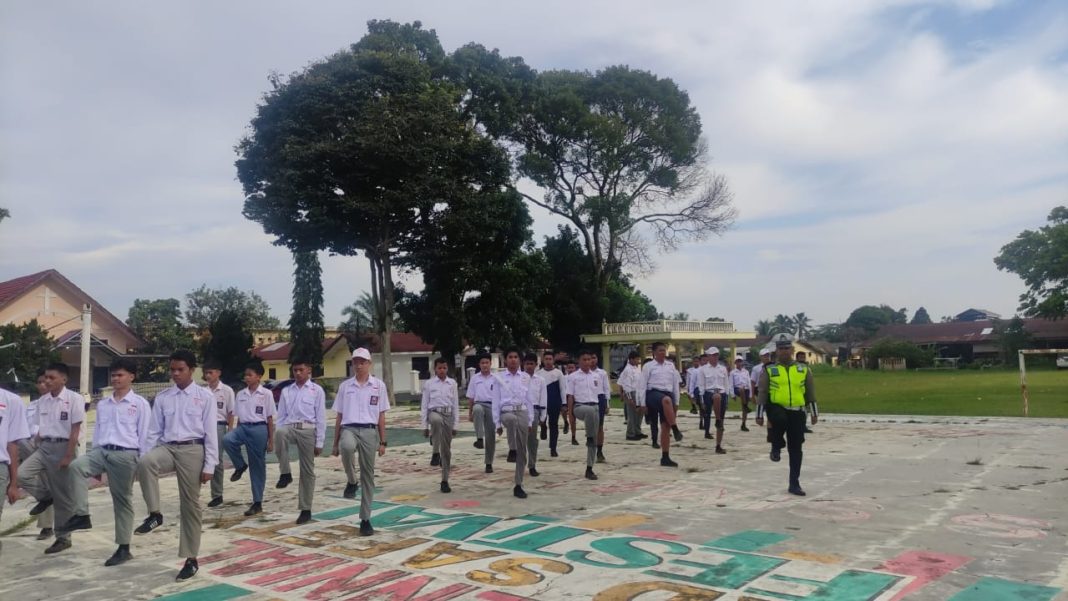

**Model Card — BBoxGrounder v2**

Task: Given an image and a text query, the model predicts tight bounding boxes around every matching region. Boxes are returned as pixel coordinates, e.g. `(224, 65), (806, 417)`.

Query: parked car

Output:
(265, 378), (294, 403)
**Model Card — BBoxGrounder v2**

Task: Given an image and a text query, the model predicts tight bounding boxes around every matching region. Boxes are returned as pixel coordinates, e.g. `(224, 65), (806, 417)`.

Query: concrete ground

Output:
(1, 407), (1065, 601)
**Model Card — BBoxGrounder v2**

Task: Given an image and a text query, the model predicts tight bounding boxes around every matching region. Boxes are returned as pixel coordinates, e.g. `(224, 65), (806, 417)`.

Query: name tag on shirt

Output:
(370, 395), (379, 406)
(217, 401), (224, 409)
(60, 411), (69, 421)
(255, 405), (263, 415)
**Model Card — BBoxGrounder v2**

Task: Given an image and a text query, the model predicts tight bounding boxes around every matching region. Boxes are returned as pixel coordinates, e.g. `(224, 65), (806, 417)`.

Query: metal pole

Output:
(1018, 350), (1029, 418)
(79, 303), (92, 453)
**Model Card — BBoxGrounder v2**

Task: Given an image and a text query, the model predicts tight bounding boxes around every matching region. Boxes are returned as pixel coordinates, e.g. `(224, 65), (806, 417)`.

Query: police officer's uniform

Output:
(758, 334), (819, 496)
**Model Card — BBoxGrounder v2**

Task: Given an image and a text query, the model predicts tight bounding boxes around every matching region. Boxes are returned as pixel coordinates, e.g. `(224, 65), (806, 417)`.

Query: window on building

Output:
(268, 368), (277, 380)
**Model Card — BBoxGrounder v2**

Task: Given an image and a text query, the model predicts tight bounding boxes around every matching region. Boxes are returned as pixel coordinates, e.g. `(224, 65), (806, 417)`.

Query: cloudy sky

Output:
(2, 0), (1066, 333)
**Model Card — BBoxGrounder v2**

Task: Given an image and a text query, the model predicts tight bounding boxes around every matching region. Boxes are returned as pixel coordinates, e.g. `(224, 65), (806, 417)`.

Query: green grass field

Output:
(602, 367), (1068, 418)
(792, 367), (1068, 418)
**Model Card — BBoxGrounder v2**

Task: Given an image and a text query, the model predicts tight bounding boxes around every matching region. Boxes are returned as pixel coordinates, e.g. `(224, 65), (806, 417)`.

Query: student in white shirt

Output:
(466, 353), (496, 460)
(566, 350), (604, 481)
(730, 356), (754, 432)
(637, 342), (683, 466)
(134, 350), (219, 581)
(223, 361), (276, 517)
(752, 348), (772, 427)
(17, 371), (54, 540)
(699, 347), (730, 454)
(17, 361), (85, 555)
(563, 359), (579, 446)
(65, 357), (152, 567)
(618, 351), (645, 441)
(421, 357), (459, 493)
(523, 353), (548, 477)
(273, 358), (327, 524)
(332, 347), (389, 536)
(0, 385), (31, 537)
(202, 360), (235, 508)
(590, 353), (610, 463)
(494, 348), (534, 498)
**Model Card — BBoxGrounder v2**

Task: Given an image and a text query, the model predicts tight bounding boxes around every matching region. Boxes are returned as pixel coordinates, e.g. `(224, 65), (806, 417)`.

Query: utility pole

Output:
(79, 303), (92, 453)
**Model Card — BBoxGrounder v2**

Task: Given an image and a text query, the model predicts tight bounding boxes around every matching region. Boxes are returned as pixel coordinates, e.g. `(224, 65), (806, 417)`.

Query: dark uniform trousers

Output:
(766, 403), (806, 487)
(545, 381), (562, 452)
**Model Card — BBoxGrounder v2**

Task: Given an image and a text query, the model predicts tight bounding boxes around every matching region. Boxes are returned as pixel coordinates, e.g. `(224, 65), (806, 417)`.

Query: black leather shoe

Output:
(660, 456), (679, 467)
(540, 424), (547, 440)
(176, 558), (199, 581)
(296, 510), (312, 524)
(29, 499), (53, 516)
(244, 502), (263, 516)
(62, 514), (92, 532)
(652, 441), (660, 449)
(359, 520), (375, 536)
(473, 438), (484, 449)
(230, 466), (247, 482)
(550, 449), (558, 457)
(562, 422), (569, 435)
(788, 485), (807, 497)
(672, 425), (684, 442)
(770, 448), (781, 462)
(104, 545), (133, 567)
(704, 433), (714, 439)
(485, 464), (493, 474)
(207, 496), (224, 508)
(596, 451), (606, 463)
(741, 425), (750, 432)
(430, 453), (441, 467)
(44, 539), (71, 554)
(440, 481), (451, 493)
(571, 438), (579, 446)
(585, 467), (598, 480)
(638, 432), (648, 439)
(529, 467), (540, 477)
(276, 473), (293, 489)
(36, 528), (53, 541)
(715, 446), (727, 455)
(626, 435), (642, 440)
(513, 486), (527, 499)
(507, 450), (517, 463)
(343, 483), (358, 499)
(134, 513), (163, 535)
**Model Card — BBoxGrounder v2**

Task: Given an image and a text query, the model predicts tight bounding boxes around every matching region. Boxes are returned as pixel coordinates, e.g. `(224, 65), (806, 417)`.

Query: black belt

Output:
(167, 439), (205, 446)
(240, 421), (267, 427)
(217, 421), (228, 426)
(41, 437), (69, 443)
(475, 401), (491, 406)
(534, 405), (545, 409)
(575, 402), (598, 406)
(100, 444), (138, 452)
(343, 423), (376, 429)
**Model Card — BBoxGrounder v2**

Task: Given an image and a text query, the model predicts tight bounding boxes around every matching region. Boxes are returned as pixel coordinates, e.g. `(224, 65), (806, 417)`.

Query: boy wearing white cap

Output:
(730, 356), (753, 431)
(698, 347), (729, 454)
(332, 347), (389, 535)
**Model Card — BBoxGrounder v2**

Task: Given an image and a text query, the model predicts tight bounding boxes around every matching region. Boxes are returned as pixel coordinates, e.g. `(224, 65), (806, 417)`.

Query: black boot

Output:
(430, 453), (441, 467)
(176, 558), (199, 581)
(104, 544), (133, 567)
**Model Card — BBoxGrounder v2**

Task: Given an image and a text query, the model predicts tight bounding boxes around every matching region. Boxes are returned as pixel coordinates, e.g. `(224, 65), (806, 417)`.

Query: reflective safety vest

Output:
(767, 363), (807, 408)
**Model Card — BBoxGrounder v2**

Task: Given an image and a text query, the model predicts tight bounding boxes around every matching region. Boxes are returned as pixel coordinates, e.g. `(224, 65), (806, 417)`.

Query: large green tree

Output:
(185, 285), (280, 332)
(201, 310), (253, 386)
(288, 250), (325, 368)
(237, 21), (522, 397)
(0, 320), (60, 386)
(793, 312), (812, 339)
(995, 206), (1068, 319)
(844, 304), (907, 337)
(453, 48), (736, 295)
(910, 307), (933, 325)
(127, 298), (196, 381)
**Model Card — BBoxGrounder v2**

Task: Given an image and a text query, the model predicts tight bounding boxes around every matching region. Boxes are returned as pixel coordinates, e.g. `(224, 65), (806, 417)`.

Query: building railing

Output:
(602, 320), (738, 335)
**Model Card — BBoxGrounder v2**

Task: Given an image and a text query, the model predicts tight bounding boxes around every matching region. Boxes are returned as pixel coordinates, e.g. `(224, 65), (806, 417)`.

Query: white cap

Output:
(351, 347), (371, 361)
(705, 346), (720, 355)
(760, 347), (772, 356)
(735, 355), (744, 361)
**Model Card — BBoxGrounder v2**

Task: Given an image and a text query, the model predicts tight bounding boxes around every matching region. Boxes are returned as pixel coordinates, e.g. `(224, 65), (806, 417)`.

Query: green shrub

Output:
(866, 338), (936, 369)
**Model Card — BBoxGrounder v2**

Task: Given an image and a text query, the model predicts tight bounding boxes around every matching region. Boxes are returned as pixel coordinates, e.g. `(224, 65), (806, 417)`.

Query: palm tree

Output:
(754, 319), (775, 336)
(772, 314), (795, 335)
(339, 293), (375, 334)
(793, 312), (812, 339)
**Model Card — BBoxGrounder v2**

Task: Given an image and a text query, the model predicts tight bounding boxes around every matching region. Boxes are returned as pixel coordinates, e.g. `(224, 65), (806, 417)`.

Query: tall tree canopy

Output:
(185, 285), (280, 332)
(288, 250), (325, 368)
(844, 304), (907, 336)
(0, 320), (60, 386)
(995, 206), (1068, 319)
(201, 310), (253, 386)
(910, 307), (933, 325)
(453, 47), (736, 294)
(237, 21), (526, 395)
(127, 298), (196, 381)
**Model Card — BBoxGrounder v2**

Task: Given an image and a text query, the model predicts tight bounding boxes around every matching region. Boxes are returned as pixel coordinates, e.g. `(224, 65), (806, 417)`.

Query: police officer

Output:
(758, 334), (819, 496)
(332, 347), (389, 536)
(421, 357), (459, 493)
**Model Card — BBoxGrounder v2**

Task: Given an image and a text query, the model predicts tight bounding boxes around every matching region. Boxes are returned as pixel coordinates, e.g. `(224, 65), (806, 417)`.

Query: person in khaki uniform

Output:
(421, 357), (459, 493)
(332, 347), (388, 537)
(17, 361), (84, 555)
(202, 360), (234, 508)
(493, 349), (533, 499)
(134, 350), (219, 581)
(63, 357), (152, 567)
(273, 359), (326, 525)
(1, 386), (31, 540)
(17, 371), (55, 540)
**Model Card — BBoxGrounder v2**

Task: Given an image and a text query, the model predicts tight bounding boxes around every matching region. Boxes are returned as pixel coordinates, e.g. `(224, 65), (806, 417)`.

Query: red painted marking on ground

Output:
(443, 499), (481, 509)
(633, 530), (681, 540)
(875, 550), (972, 601)
(947, 514), (1051, 539)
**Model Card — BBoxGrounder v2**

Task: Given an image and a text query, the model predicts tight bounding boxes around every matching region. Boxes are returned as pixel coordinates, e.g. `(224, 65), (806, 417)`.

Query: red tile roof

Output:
(363, 332), (434, 353)
(0, 270), (53, 308)
(253, 335), (348, 361)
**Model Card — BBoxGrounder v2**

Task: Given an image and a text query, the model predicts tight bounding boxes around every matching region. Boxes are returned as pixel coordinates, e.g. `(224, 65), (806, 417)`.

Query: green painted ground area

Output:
(155, 584), (251, 601)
